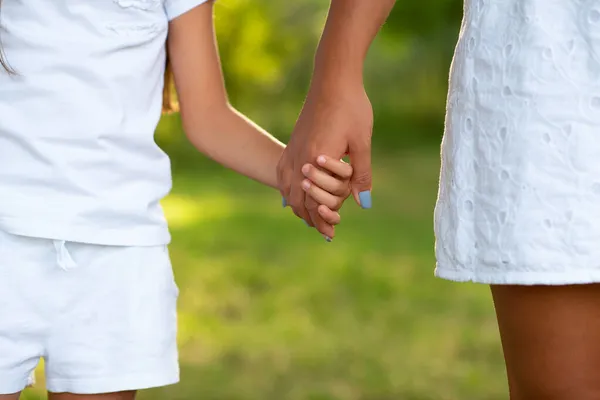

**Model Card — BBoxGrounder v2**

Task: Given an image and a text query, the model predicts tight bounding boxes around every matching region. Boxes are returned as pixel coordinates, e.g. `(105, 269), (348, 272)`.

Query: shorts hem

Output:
(46, 369), (179, 394)
(435, 264), (600, 285)
(0, 372), (35, 395)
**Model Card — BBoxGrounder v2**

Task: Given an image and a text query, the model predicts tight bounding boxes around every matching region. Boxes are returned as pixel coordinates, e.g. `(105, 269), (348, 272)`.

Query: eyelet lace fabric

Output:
(434, 0), (600, 284)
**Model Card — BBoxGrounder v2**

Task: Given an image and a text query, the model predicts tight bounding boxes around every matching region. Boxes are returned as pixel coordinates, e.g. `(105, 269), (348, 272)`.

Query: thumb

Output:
(348, 139), (373, 209)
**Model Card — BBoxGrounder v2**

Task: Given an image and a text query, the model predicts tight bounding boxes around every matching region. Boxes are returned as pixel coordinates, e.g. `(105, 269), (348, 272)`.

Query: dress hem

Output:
(435, 264), (600, 285)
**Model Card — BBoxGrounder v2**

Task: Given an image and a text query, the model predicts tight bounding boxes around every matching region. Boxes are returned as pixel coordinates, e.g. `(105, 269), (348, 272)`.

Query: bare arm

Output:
(278, 0), (396, 234)
(312, 0), (397, 92)
(167, 2), (284, 188)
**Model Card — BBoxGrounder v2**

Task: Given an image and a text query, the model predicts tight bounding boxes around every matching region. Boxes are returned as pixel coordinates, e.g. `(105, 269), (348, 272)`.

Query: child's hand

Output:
(300, 155), (353, 239)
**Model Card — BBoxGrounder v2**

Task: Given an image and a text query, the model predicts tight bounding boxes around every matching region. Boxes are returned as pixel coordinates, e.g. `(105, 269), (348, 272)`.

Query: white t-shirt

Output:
(0, 0), (208, 245)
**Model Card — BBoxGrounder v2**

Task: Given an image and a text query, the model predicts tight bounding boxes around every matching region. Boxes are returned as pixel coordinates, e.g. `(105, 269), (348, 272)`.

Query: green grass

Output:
(22, 149), (507, 400)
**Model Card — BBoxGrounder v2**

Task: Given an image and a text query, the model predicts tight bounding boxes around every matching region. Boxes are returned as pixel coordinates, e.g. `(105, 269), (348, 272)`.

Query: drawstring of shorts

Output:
(53, 240), (77, 271)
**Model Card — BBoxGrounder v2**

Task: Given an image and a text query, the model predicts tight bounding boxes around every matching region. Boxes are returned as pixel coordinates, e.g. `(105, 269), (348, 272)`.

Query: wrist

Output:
(312, 42), (364, 93)
(309, 64), (364, 105)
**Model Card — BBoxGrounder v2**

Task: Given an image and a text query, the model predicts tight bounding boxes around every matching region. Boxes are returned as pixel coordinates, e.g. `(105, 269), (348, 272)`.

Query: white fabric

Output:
(0, 0), (209, 246)
(435, 0), (600, 284)
(0, 229), (179, 394)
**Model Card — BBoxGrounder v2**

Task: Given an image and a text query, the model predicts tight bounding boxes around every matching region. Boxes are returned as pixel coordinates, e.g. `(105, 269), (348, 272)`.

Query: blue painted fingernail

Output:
(282, 197), (287, 207)
(359, 190), (372, 209)
(324, 235), (332, 242)
(304, 220), (310, 227)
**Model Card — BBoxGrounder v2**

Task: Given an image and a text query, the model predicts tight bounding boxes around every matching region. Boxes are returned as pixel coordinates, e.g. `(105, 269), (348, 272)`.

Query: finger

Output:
(317, 204), (341, 225)
(289, 167), (313, 226)
(305, 197), (335, 240)
(315, 155), (353, 179)
(317, 219), (334, 242)
(348, 136), (373, 209)
(302, 179), (343, 211)
(301, 164), (348, 197)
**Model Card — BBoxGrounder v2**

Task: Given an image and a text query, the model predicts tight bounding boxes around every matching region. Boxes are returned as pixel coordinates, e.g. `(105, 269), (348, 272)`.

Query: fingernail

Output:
(282, 197), (287, 207)
(324, 235), (332, 242)
(302, 164), (311, 176)
(358, 190), (372, 209)
(301, 180), (311, 191)
(317, 155), (326, 165)
(304, 220), (310, 227)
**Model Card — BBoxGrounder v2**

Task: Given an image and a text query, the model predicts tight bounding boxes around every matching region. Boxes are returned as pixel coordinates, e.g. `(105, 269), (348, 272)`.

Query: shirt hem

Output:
(0, 216), (171, 246)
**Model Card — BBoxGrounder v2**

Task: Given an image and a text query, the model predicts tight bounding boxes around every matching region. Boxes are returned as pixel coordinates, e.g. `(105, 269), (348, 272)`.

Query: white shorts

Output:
(0, 230), (179, 394)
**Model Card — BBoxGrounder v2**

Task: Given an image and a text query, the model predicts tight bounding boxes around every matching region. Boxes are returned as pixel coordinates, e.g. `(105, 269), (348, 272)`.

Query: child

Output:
(0, 0), (350, 398)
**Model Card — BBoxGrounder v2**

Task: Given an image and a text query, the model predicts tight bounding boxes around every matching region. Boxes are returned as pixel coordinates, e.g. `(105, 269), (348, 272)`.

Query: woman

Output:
(284, 1), (600, 398)
(435, 1), (600, 398)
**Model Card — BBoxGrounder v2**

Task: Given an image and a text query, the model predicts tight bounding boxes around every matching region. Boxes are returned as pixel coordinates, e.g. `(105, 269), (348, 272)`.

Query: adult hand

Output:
(277, 0), (396, 239)
(277, 82), (374, 238)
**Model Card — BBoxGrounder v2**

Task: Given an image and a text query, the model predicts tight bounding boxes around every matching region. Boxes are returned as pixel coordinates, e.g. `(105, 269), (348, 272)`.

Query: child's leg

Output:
(49, 391), (135, 400)
(491, 284), (600, 400)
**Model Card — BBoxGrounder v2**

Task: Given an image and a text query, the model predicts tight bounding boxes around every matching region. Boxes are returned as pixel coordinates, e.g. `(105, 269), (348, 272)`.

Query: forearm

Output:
(167, 3), (284, 189)
(184, 105), (284, 189)
(312, 0), (396, 91)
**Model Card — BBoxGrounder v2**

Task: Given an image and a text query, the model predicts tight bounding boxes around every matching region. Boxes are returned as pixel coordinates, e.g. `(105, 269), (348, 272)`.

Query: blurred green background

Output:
(24, 0), (508, 399)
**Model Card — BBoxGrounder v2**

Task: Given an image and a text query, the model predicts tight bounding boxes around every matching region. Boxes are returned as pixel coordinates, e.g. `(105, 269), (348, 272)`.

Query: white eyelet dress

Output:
(434, 0), (600, 284)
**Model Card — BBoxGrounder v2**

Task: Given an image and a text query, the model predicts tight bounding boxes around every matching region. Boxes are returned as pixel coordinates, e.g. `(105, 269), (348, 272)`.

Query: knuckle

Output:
(352, 171), (372, 186)
(292, 209), (303, 219)
(334, 182), (348, 196)
(352, 135), (372, 150)
(330, 199), (343, 211)
(312, 191), (325, 204)
(303, 164), (315, 178)
(320, 198), (335, 211)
